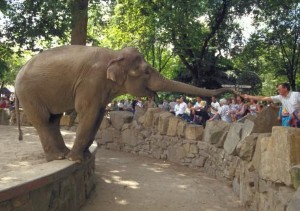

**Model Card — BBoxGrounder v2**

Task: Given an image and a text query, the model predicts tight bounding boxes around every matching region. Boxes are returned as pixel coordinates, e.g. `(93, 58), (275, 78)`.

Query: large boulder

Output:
(203, 121), (231, 146)
(237, 133), (271, 162)
(259, 127), (300, 186)
(143, 108), (161, 128)
(185, 124), (204, 140)
(224, 122), (243, 155)
(96, 127), (121, 145)
(110, 111), (133, 130)
(167, 116), (180, 136)
(240, 106), (280, 135)
(121, 127), (139, 147)
(157, 112), (173, 135)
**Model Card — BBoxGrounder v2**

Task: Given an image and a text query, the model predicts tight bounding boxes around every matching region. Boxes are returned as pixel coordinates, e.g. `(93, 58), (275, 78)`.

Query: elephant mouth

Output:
(145, 87), (157, 98)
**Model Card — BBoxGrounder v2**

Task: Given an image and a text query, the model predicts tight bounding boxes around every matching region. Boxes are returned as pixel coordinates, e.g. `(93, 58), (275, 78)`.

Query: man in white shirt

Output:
(175, 96), (187, 116)
(243, 83), (300, 126)
(210, 96), (220, 119)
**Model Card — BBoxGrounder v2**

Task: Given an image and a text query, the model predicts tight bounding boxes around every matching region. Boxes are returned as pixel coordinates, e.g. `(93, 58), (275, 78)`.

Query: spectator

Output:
(123, 98), (131, 111)
(244, 83), (300, 127)
(131, 98), (138, 113)
(277, 106), (291, 127)
(0, 97), (8, 108)
(118, 100), (124, 111)
(144, 96), (156, 110)
(169, 97), (177, 114)
(190, 96), (209, 126)
(181, 101), (193, 122)
(248, 99), (261, 116)
(174, 97), (187, 117)
(234, 96), (248, 120)
(136, 97), (143, 108)
(174, 99), (181, 116)
(210, 96), (220, 119)
(162, 98), (169, 111)
(229, 97), (239, 122)
(209, 98), (231, 123)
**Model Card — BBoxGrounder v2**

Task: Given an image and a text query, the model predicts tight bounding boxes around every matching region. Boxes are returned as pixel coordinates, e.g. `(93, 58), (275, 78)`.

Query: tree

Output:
(71, 0), (89, 45)
(252, 0), (300, 90)
(102, 0), (257, 88)
(2, 0), (100, 50)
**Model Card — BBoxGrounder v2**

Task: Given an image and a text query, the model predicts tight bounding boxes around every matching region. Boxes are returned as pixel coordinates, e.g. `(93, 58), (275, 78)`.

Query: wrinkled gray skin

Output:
(15, 45), (237, 162)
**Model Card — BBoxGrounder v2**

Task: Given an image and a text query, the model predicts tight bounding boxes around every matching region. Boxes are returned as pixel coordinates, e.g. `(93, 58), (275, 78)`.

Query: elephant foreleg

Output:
(67, 108), (105, 163)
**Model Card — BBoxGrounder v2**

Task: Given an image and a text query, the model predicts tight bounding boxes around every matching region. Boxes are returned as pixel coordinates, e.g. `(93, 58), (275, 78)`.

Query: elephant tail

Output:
(15, 94), (23, 141)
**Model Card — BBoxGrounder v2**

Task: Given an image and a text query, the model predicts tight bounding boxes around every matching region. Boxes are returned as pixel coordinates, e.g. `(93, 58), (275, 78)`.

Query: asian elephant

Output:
(15, 45), (236, 162)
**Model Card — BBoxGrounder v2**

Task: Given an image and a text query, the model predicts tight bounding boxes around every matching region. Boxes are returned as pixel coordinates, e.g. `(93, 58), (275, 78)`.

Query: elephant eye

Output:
(145, 69), (150, 75)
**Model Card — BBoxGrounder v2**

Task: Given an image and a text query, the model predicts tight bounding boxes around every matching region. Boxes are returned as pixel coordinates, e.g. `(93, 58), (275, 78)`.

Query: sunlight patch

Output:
(114, 197), (129, 205)
(112, 175), (139, 189)
(147, 167), (163, 173)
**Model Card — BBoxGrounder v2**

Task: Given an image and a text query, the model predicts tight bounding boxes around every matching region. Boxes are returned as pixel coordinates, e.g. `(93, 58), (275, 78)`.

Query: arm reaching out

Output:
(243, 94), (273, 102)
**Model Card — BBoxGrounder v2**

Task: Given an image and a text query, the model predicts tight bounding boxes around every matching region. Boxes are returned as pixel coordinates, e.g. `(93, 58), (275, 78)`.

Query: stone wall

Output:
(96, 108), (300, 211)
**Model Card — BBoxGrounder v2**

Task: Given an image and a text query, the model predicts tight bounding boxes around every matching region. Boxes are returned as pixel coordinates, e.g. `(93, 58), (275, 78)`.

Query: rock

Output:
(177, 120), (187, 138)
(224, 123), (243, 155)
(287, 187), (300, 211)
(60, 115), (74, 127)
(110, 111), (133, 130)
(99, 117), (110, 130)
(133, 106), (146, 120)
(184, 124), (203, 140)
(203, 120), (231, 147)
(259, 127), (300, 186)
(236, 133), (260, 161)
(0, 109), (10, 125)
(121, 128), (139, 146)
(167, 145), (187, 163)
(241, 119), (255, 141)
(240, 106), (280, 134)
(96, 127), (121, 145)
(192, 156), (207, 167)
(291, 165), (300, 189)
(167, 116), (180, 136)
(157, 112), (173, 135)
(251, 133), (271, 171)
(143, 108), (162, 128)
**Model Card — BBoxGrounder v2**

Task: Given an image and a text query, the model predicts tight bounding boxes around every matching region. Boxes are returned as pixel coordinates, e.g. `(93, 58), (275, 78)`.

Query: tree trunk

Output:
(71, 0), (89, 45)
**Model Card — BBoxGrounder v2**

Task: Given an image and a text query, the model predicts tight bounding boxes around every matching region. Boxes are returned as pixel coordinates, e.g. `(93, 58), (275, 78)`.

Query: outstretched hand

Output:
(231, 88), (241, 96)
(242, 94), (251, 99)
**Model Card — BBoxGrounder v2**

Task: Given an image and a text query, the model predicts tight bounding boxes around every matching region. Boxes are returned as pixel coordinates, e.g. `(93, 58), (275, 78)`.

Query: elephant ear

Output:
(107, 57), (125, 86)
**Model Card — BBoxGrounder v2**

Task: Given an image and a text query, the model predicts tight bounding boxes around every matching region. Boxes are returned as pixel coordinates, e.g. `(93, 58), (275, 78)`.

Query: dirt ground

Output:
(81, 149), (244, 211)
(0, 125), (76, 177)
(0, 125), (244, 211)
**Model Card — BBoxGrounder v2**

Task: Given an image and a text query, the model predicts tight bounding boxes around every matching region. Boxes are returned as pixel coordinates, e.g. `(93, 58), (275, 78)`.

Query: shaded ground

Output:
(0, 125), (244, 211)
(81, 149), (244, 211)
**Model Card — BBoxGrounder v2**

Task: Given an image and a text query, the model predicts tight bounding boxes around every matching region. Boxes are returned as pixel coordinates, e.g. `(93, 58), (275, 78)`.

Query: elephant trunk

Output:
(149, 73), (236, 97)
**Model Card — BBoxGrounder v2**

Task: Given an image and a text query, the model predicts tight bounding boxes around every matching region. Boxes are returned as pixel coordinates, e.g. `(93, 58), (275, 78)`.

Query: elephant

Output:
(15, 45), (237, 162)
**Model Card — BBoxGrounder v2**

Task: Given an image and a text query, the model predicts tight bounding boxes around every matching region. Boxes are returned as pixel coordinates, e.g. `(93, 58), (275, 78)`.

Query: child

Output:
(278, 106), (292, 127)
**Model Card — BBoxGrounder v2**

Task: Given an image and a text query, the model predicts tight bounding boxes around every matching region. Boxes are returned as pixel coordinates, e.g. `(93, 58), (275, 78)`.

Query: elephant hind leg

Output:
(27, 110), (69, 161)
(34, 114), (70, 161)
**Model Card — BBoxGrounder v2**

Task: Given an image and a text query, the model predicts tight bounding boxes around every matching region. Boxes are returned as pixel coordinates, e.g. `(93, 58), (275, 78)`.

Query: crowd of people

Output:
(105, 82), (300, 129)
(0, 93), (15, 110)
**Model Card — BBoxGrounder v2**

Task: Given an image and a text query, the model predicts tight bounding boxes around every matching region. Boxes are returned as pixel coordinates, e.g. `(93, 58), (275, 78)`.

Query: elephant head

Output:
(107, 47), (237, 97)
